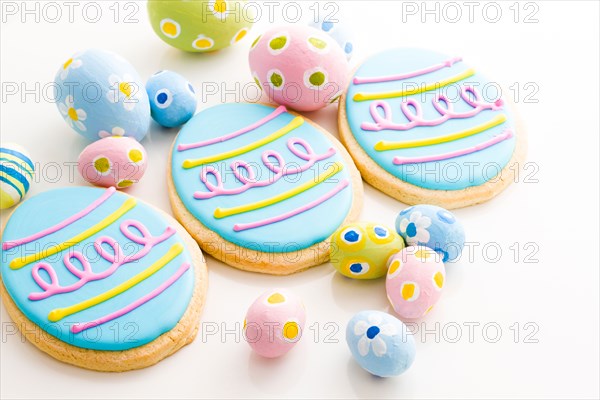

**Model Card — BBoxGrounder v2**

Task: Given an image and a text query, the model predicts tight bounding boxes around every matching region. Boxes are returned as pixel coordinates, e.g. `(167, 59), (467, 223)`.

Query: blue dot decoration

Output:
(374, 226), (387, 238)
(343, 229), (360, 243)
(146, 70), (197, 128)
(350, 263), (363, 273)
(321, 20), (334, 32)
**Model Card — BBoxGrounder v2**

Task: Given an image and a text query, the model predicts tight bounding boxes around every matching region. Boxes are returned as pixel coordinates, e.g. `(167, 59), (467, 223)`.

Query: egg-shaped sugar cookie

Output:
(396, 204), (465, 262)
(346, 310), (416, 377)
(147, 70), (197, 128)
(169, 103), (363, 274)
(386, 246), (446, 319)
(54, 48), (150, 141)
(78, 137), (148, 189)
(0, 143), (35, 209)
(244, 289), (306, 358)
(249, 25), (349, 111)
(147, 0), (253, 53)
(330, 222), (405, 279)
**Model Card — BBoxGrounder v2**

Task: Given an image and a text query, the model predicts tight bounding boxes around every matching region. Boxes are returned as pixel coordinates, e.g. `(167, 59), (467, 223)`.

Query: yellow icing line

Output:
(374, 114), (507, 151)
(214, 161), (344, 219)
(353, 68), (476, 102)
(182, 117), (304, 169)
(9, 198), (137, 270)
(47, 243), (183, 322)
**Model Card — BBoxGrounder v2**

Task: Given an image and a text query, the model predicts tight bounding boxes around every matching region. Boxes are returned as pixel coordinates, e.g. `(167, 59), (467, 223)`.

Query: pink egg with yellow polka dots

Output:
(248, 25), (349, 112)
(243, 289), (306, 358)
(77, 137), (148, 189)
(386, 246), (446, 320)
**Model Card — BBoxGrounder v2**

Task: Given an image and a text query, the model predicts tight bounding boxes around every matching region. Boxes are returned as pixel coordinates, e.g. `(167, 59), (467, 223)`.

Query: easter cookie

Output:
(339, 48), (527, 209)
(168, 103), (363, 274)
(0, 187), (207, 371)
(0, 143), (34, 209)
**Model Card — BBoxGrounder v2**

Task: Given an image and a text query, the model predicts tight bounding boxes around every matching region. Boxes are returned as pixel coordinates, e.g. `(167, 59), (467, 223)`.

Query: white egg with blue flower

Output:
(146, 70), (197, 128)
(53, 48), (150, 142)
(346, 310), (416, 377)
(308, 16), (355, 60)
(395, 205), (465, 262)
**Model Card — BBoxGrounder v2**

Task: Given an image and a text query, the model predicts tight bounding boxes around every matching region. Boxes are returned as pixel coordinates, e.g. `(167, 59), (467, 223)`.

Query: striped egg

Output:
(0, 143), (34, 209)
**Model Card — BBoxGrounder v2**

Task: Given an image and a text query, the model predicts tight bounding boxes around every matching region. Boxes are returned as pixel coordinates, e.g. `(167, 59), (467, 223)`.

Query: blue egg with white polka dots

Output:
(308, 17), (355, 60)
(346, 310), (416, 377)
(395, 205), (465, 262)
(146, 70), (197, 128)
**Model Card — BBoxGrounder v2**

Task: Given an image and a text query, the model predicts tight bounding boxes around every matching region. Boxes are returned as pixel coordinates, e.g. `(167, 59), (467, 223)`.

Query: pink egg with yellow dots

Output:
(77, 137), (148, 189)
(248, 25), (349, 112)
(386, 246), (446, 320)
(243, 289), (306, 358)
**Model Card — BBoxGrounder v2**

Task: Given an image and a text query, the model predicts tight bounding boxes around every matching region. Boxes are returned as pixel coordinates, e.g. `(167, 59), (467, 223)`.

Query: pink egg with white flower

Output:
(386, 246), (446, 320)
(77, 137), (148, 189)
(243, 289), (306, 358)
(248, 25), (349, 112)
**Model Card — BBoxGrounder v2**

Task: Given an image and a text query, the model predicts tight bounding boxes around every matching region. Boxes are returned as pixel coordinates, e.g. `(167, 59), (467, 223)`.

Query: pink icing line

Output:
(194, 137), (336, 199)
(233, 179), (349, 232)
(392, 130), (514, 165)
(28, 220), (176, 301)
(2, 187), (116, 251)
(361, 86), (504, 132)
(71, 262), (190, 334)
(177, 106), (287, 152)
(353, 57), (462, 85)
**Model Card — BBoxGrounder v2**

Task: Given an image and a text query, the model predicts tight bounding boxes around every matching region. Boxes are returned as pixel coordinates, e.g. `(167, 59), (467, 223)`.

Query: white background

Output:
(1, 1), (599, 398)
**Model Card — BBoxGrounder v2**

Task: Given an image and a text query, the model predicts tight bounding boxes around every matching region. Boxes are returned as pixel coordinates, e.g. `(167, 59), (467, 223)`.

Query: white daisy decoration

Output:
(60, 57), (82, 80)
(98, 126), (126, 139)
(58, 95), (87, 132)
(354, 313), (397, 357)
(107, 74), (139, 111)
(398, 211), (432, 244)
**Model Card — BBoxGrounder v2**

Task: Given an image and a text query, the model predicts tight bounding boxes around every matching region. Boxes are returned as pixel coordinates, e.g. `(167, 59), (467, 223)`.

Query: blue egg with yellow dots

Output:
(146, 70), (197, 128)
(395, 205), (465, 262)
(309, 16), (355, 60)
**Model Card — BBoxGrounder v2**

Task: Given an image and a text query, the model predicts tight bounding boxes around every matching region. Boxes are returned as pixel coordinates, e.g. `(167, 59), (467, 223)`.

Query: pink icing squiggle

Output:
(2, 187), (116, 251)
(353, 57), (462, 85)
(233, 179), (349, 232)
(392, 130), (514, 165)
(362, 86), (504, 132)
(28, 220), (176, 301)
(194, 137), (336, 199)
(70, 262), (190, 334)
(177, 106), (287, 152)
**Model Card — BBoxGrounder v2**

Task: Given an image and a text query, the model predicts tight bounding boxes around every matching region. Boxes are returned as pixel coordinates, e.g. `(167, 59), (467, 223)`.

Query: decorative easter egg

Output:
(78, 137), (148, 189)
(244, 289), (306, 358)
(330, 222), (405, 279)
(0, 143), (34, 209)
(146, 70), (197, 128)
(308, 17), (355, 60)
(395, 205), (465, 262)
(248, 25), (349, 111)
(386, 246), (446, 319)
(54, 48), (151, 142)
(147, 0), (253, 53)
(346, 310), (416, 377)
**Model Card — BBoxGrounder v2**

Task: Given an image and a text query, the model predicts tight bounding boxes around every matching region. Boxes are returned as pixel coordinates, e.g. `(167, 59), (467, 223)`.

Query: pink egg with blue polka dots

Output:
(244, 289), (306, 358)
(386, 246), (446, 320)
(77, 137), (148, 189)
(248, 25), (349, 111)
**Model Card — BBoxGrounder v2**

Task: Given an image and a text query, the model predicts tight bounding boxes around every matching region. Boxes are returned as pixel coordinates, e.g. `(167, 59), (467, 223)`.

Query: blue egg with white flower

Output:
(308, 17), (355, 60)
(346, 310), (416, 377)
(395, 205), (465, 262)
(146, 70), (197, 128)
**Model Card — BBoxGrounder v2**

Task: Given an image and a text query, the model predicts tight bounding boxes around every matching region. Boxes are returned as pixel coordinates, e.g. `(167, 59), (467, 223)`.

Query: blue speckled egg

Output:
(395, 205), (465, 262)
(346, 310), (416, 377)
(53, 49), (150, 142)
(146, 70), (197, 128)
(309, 17), (355, 60)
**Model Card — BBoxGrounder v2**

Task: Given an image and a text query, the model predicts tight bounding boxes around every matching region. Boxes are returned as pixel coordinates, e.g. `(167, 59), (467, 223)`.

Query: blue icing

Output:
(350, 263), (363, 273)
(395, 204), (465, 262)
(53, 48), (150, 142)
(344, 230), (360, 243)
(345, 48), (517, 191)
(0, 187), (195, 351)
(171, 103), (353, 253)
(146, 70), (197, 128)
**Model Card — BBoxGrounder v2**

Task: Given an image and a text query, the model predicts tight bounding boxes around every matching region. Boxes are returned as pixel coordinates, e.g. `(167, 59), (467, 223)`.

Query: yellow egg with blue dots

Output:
(0, 143), (34, 210)
(329, 222), (405, 279)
